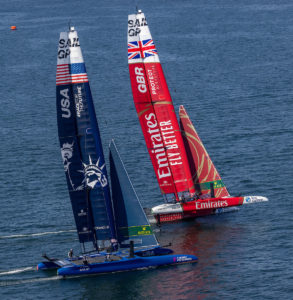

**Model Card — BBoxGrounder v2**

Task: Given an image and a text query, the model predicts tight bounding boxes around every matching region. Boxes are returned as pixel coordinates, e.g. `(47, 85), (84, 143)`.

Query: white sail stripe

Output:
(56, 80), (72, 84)
(56, 80), (71, 84)
(56, 77), (71, 81)
(56, 82), (71, 85)
(71, 74), (88, 77)
(57, 66), (69, 69)
(56, 77), (71, 80)
(72, 79), (89, 83)
(56, 73), (70, 78)
(71, 74), (88, 78)
(71, 78), (88, 81)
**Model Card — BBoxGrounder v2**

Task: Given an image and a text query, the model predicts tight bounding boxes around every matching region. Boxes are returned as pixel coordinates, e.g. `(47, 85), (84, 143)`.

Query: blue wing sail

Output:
(109, 140), (158, 249)
(56, 29), (116, 248)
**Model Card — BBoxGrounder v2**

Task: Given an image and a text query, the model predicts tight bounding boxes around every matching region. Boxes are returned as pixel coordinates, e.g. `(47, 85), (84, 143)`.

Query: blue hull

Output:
(58, 254), (198, 277)
(37, 261), (60, 270)
(37, 247), (174, 271)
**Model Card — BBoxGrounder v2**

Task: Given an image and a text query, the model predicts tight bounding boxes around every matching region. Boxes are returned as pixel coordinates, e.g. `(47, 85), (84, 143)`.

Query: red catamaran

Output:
(128, 10), (268, 222)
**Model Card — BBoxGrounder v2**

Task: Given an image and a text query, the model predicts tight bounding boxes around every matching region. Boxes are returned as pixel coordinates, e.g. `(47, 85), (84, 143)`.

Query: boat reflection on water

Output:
(73, 216), (246, 298)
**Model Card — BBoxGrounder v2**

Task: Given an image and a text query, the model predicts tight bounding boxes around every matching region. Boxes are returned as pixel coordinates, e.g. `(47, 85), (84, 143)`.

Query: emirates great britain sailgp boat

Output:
(37, 26), (197, 277)
(128, 10), (268, 223)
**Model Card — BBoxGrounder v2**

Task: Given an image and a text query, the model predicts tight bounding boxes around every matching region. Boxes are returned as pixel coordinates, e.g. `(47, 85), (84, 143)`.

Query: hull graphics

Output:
(57, 254), (198, 276)
(152, 196), (268, 222)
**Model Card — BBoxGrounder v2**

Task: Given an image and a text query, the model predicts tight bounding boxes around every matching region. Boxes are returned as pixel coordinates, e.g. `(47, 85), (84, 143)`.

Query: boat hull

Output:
(152, 196), (268, 222)
(57, 254), (198, 277)
(37, 261), (61, 270)
(37, 247), (174, 271)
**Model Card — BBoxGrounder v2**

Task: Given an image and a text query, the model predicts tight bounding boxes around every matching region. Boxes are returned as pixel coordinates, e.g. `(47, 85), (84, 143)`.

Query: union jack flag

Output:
(128, 39), (157, 60)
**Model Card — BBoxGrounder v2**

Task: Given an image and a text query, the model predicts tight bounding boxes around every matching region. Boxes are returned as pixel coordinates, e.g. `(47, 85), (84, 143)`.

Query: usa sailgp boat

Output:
(37, 27), (197, 276)
(128, 10), (268, 223)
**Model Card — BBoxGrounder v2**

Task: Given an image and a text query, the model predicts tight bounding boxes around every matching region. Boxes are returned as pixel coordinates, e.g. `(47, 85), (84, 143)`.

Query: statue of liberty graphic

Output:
(61, 142), (107, 191)
(82, 156), (108, 188)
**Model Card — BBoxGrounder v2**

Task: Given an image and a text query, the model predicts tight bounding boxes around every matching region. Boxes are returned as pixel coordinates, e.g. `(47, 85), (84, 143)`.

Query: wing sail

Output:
(56, 29), (116, 248)
(179, 105), (229, 197)
(128, 11), (195, 200)
(110, 140), (158, 249)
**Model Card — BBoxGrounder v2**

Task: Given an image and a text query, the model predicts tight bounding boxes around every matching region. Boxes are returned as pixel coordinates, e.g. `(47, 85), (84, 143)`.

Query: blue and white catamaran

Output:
(37, 27), (197, 277)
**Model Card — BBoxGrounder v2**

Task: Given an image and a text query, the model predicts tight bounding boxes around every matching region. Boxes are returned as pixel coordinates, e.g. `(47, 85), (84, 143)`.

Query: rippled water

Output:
(1, 0), (292, 299)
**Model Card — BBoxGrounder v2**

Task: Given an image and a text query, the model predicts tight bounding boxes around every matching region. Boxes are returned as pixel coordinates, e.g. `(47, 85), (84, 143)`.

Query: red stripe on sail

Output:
(129, 63), (176, 195)
(129, 61), (195, 198)
(71, 73), (88, 84)
(56, 64), (89, 85)
(56, 64), (71, 85)
(143, 63), (195, 196)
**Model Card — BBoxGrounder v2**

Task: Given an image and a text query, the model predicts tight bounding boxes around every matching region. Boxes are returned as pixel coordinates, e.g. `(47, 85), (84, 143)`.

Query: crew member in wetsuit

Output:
(83, 255), (88, 265)
(68, 249), (73, 259)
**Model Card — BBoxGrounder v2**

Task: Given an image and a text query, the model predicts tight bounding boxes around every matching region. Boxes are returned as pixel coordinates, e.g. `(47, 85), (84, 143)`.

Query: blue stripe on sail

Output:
(56, 83), (96, 244)
(74, 81), (117, 243)
(70, 189), (95, 243)
(70, 63), (86, 74)
(56, 37), (117, 248)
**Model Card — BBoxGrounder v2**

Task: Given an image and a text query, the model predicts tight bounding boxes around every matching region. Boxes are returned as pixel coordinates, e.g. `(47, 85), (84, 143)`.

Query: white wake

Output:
(0, 229), (76, 240)
(0, 267), (34, 276)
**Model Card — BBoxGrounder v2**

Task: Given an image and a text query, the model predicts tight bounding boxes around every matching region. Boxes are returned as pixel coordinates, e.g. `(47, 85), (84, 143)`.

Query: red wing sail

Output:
(128, 11), (195, 199)
(179, 105), (230, 197)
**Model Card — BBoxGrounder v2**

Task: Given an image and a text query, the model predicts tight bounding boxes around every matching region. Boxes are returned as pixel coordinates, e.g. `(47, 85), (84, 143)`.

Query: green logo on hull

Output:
(119, 225), (153, 237)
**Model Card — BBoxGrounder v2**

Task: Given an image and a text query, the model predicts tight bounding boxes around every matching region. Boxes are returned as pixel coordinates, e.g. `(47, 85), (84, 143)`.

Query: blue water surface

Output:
(0, 0), (292, 299)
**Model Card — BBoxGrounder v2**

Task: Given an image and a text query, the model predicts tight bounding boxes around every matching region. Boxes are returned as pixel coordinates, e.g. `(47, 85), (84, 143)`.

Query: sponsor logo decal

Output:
(119, 225), (153, 237)
(78, 209), (87, 217)
(60, 88), (71, 118)
(177, 256), (192, 262)
(95, 225), (110, 230)
(195, 200), (228, 210)
(128, 16), (147, 36)
(74, 86), (84, 117)
(58, 38), (70, 59)
(134, 67), (147, 93)
(58, 37), (80, 59)
(144, 113), (183, 180)
(145, 113), (171, 179)
(244, 197), (251, 203)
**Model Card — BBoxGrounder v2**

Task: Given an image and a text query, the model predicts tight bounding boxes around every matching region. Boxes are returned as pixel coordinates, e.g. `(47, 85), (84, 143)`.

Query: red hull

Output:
(155, 197), (244, 222)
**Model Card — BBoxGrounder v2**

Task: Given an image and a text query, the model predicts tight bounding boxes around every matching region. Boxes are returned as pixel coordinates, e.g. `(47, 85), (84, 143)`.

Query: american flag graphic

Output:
(56, 64), (71, 85)
(128, 39), (157, 60)
(56, 63), (89, 85)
